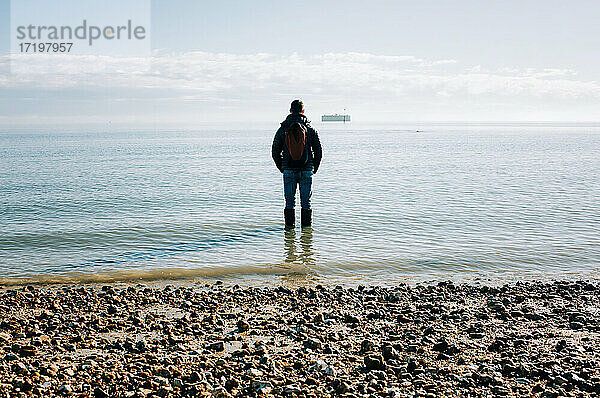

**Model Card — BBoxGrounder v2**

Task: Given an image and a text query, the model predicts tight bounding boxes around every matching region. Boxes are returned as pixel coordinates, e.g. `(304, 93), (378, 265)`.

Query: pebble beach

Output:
(1, 280), (599, 398)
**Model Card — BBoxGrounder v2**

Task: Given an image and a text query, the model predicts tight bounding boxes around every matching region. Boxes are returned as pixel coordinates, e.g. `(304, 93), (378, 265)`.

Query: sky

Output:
(1, 0), (599, 130)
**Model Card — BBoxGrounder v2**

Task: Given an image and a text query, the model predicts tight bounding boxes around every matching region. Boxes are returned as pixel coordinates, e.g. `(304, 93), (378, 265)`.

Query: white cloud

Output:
(1, 51), (599, 125)
(2, 50), (598, 101)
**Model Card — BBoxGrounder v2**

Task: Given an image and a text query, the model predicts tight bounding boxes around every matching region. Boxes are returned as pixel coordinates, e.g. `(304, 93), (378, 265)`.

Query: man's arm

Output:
(309, 127), (322, 173)
(271, 127), (284, 172)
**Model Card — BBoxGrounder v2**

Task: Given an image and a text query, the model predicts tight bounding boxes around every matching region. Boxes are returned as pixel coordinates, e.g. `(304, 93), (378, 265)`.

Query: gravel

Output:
(0, 280), (599, 397)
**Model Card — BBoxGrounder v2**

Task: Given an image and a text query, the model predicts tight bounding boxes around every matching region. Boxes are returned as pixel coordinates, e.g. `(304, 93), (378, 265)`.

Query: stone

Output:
(308, 360), (336, 376)
(335, 380), (350, 394)
(213, 386), (231, 398)
(432, 340), (449, 353)
(136, 339), (147, 352)
(93, 387), (109, 398)
(224, 378), (239, 391)
(303, 338), (322, 351)
(107, 305), (118, 315)
(252, 380), (272, 395)
(236, 319), (250, 333)
(58, 384), (73, 395)
(382, 344), (398, 361)
(364, 355), (385, 371)
(246, 368), (264, 378)
(189, 371), (203, 383)
(207, 341), (224, 352)
(18, 345), (37, 357)
(343, 314), (360, 324)
(360, 339), (375, 353)
(305, 377), (317, 386)
(283, 384), (301, 395)
(569, 322), (584, 330)
(3, 353), (19, 362)
(13, 362), (28, 375)
(0, 333), (11, 344)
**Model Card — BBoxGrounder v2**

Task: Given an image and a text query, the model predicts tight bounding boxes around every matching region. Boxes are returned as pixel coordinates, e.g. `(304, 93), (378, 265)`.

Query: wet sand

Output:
(1, 280), (599, 397)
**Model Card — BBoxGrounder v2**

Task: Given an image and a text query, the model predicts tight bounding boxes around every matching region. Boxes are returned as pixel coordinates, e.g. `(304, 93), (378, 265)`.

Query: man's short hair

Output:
(290, 99), (304, 114)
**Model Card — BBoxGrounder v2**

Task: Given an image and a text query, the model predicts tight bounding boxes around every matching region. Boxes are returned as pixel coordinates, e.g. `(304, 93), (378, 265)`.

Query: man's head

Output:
(290, 99), (304, 114)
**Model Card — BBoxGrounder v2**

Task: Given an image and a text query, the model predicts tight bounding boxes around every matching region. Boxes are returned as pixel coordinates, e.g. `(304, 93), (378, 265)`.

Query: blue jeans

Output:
(283, 170), (312, 209)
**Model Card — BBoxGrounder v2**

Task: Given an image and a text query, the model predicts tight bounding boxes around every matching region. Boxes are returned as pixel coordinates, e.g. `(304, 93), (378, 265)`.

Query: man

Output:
(272, 99), (322, 228)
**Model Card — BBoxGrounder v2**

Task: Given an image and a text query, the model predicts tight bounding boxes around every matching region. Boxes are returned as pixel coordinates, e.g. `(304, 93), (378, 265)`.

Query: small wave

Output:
(0, 263), (313, 286)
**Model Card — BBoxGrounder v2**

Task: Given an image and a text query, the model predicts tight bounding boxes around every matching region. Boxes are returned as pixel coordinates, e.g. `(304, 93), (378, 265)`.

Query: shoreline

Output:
(1, 265), (599, 289)
(1, 280), (599, 397)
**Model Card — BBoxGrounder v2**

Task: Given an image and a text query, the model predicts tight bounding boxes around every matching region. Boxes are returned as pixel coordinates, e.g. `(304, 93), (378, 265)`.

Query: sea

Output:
(1, 123), (599, 286)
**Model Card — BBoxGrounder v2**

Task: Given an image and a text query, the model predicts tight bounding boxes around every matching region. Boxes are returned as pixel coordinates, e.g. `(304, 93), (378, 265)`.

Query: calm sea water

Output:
(1, 124), (599, 285)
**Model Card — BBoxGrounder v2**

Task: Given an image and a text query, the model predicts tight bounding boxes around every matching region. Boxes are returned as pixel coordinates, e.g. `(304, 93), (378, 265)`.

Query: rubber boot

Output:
(301, 209), (312, 227)
(284, 209), (295, 228)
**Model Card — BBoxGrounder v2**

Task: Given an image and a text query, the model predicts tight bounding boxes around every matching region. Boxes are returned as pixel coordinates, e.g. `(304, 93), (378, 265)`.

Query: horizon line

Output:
(2, 120), (600, 134)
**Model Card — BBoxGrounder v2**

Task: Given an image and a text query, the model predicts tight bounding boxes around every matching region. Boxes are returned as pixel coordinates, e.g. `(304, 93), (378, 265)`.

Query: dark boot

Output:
(284, 209), (295, 228)
(301, 209), (312, 227)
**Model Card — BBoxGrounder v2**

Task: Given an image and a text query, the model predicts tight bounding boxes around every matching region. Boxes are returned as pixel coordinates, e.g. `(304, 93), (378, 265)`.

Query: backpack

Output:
(284, 122), (309, 167)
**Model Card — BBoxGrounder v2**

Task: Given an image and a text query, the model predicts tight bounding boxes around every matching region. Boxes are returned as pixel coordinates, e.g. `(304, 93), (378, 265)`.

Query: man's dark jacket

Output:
(272, 113), (322, 173)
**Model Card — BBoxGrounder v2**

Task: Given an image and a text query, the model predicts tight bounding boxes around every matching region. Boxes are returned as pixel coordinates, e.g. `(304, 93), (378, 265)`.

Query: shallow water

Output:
(1, 124), (599, 285)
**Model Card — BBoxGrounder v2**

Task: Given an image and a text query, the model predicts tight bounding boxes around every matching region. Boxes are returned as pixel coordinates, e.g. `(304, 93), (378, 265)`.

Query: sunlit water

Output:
(1, 124), (599, 285)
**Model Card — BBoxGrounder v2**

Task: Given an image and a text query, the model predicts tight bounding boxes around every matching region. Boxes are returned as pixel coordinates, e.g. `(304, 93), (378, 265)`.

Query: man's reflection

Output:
(298, 227), (315, 267)
(284, 228), (297, 263)
(283, 227), (314, 267)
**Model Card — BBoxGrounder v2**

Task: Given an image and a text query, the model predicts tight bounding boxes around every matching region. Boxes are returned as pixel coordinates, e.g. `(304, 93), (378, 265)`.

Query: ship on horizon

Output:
(321, 113), (351, 123)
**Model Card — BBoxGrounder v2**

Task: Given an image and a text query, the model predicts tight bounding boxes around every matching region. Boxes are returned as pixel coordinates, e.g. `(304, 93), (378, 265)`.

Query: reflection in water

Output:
(284, 228), (298, 263)
(283, 227), (315, 267)
(298, 227), (315, 267)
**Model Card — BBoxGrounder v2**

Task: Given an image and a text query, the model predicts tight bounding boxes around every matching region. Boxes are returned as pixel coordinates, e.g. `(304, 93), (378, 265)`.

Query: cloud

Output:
(2, 51), (599, 101)
(1, 50), (599, 125)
